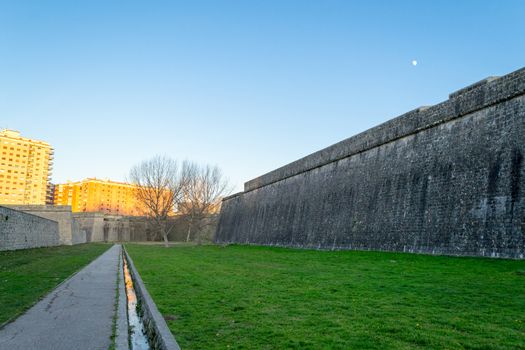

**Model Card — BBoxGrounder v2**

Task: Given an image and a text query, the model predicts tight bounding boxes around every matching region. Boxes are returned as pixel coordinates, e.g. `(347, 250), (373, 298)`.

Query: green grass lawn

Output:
(125, 244), (525, 350)
(0, 243), (111, 326)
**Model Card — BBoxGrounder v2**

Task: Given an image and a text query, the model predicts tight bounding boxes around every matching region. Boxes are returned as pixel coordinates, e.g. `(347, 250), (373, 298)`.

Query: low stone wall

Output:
(0, 205), (60, 251)
(74, 213), (151, 242)
(73, 213), (218, 243)
(121, 215), (219, 242)
(167, 215), (219, 243)
(6, 205), (86, 245)
(73, 212), (105, 242)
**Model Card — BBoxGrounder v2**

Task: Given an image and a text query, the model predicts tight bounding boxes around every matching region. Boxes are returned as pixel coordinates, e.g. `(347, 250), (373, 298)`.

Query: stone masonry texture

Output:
(6, 205), (86, 245)
(0, 205), (59, 251)
(215, 67), (525, 259)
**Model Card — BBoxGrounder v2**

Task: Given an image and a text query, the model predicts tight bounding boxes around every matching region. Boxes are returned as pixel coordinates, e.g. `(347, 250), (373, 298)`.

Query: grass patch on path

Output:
(125, 244), (525, 349)
(0, 243), (111, 325)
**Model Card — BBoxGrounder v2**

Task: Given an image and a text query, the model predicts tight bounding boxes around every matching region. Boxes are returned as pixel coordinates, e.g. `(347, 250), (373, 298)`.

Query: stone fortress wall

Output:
(0, 205), (210, 249)
(215, 67), (525, 259)
(73, 214), (216, 243)
(0, 206), (150, 249)
(7, 205), (86, 245)
(73, 213), (150, 243)
(0, 205), (60, 251)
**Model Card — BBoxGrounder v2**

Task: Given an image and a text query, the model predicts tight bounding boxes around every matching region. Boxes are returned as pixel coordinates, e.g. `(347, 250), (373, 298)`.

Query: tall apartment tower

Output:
(0, 129), (54, 205)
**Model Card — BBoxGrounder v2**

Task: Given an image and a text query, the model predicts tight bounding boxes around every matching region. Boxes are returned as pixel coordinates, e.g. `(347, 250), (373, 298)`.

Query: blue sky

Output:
(1, 1), (524, 192)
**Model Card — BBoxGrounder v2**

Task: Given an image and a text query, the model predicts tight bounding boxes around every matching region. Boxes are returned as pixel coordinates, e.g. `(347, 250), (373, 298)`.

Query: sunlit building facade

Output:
(0, 129), (54, 205)
(54, 178), (144, 216)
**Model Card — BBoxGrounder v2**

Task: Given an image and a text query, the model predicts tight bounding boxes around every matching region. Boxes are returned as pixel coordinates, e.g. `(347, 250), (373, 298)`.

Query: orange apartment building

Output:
(54, 178), (145, 216)
(0, 129), (54, 205)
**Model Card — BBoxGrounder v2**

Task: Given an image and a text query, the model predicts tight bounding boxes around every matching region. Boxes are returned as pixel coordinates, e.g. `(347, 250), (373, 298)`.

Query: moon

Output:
(412, 60), (418, 66)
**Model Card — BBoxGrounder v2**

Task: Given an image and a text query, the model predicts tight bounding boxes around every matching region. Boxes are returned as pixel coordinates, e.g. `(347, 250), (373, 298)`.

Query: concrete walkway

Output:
(0, 244), (124, 350)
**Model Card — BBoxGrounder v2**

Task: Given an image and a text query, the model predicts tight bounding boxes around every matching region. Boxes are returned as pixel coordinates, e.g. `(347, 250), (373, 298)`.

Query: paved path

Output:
(0, 244), (124, 350)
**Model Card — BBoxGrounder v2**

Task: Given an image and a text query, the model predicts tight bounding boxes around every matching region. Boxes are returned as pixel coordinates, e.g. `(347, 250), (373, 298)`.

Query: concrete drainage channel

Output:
(117, 246), (181, 350)
(123, 256), (150, 349)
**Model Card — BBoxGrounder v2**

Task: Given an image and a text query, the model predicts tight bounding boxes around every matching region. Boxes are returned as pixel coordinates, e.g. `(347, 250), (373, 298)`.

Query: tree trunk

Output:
(162, 230), (169, 248)
(160, 221), (169, 248)
(196, 230), (202, 245)
(186, 222), (192, 242)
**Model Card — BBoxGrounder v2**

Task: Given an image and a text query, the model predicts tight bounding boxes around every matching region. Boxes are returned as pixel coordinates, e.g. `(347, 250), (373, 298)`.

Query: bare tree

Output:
(129, 156), (186, 247)
(179, 162), (230, 243)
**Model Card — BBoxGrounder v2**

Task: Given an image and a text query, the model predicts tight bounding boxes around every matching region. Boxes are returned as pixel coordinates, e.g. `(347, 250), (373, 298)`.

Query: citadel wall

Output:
(216, 68), (525, 258)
